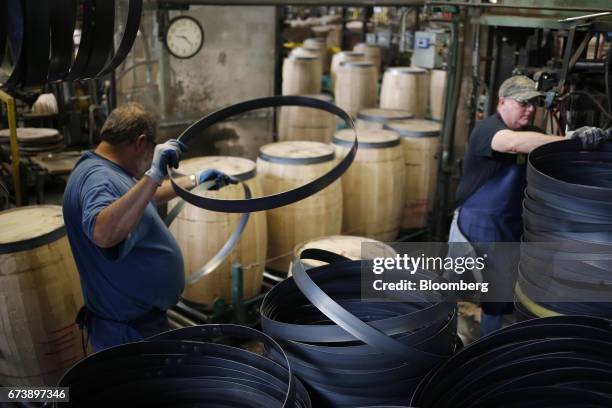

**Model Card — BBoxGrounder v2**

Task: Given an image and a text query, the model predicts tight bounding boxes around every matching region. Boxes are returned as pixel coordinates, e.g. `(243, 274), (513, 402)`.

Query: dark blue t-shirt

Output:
(455, 112), (541, 206)
(62, 152), (184, 336)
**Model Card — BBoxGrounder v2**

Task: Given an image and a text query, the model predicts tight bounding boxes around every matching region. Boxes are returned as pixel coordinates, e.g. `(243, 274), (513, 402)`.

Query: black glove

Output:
(570, 126), (610, 150)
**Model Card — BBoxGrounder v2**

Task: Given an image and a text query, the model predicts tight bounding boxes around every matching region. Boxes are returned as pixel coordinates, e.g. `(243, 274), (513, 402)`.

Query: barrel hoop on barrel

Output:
(357, 111), (414, 123)
(332, 135), (399, 149)
(340, 61), (374, 68)
(287, 54), (318, 61)
(387, 67), (427, 75)
(384, 124), (440, 138)
(257, 151), (335, 165)
(0, 225), (66, 254)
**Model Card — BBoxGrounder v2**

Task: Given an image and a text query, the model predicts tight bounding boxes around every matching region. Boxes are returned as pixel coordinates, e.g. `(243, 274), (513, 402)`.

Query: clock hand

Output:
(178, 35), (193, 47)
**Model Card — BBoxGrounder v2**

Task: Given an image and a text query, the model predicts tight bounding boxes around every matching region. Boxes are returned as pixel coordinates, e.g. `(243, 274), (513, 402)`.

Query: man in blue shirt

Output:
(63, 103), (230, 351)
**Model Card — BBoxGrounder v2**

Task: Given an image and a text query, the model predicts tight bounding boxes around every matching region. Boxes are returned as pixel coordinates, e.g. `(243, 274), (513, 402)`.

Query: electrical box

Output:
(412, 30), (446, 69)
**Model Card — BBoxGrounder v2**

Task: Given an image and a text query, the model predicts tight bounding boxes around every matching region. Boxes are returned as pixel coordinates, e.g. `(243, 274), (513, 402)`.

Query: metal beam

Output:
(156, 0), (612, 11)
(156, 0), (424, 6)
(428, 1), (612, 13)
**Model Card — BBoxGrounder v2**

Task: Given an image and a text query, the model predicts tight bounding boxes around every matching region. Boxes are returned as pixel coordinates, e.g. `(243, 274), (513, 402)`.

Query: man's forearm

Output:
(153, 175), (194, 204)
(93, 176), (158, 248)
(491, 130), (564, 154)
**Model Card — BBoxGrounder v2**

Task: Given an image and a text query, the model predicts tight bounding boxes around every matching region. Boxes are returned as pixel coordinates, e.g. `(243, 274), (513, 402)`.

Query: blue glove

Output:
(144, 139), (186, 185)
(197, 168), (238, 191)
(569, 126), (610, 150)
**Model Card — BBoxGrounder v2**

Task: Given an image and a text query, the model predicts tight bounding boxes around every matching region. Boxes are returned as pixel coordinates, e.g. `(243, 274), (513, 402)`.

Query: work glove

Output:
(569, 126), (610, 150)
(144, 139), (186, 185)
(197, 168), (239, 191)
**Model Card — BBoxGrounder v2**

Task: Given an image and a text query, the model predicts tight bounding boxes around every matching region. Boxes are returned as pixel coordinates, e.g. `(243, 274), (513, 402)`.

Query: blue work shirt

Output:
(62, 151), (184, 350)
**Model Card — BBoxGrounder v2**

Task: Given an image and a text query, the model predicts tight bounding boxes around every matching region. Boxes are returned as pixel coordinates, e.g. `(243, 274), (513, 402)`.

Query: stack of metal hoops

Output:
(0, 0), (142, 89)
(261, 249), (458, 407)
(55, 325), (311, 408)
(518, 140), (612, 318)
(412, 315), (612, 408)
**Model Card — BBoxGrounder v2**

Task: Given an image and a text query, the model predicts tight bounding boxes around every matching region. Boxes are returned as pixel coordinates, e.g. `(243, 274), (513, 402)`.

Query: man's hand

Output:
(145, 139), (186, 185)
(569, 126), (610, 150)
(197, 168), (239, 191)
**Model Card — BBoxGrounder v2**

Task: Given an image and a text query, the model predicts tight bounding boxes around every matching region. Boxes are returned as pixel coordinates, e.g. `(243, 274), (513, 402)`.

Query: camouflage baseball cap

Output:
(498, 75), (544, 102)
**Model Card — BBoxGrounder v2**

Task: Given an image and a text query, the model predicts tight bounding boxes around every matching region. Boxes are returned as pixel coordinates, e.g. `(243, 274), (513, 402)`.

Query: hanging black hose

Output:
(261, 249), (458, 407)
(519, 140), (612, 317)
(55, 324), (311, 408)
(412, 315), (612, 408)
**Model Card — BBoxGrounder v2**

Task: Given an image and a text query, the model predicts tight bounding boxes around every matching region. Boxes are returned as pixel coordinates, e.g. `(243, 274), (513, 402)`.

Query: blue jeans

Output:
(480, 311), (504, 337)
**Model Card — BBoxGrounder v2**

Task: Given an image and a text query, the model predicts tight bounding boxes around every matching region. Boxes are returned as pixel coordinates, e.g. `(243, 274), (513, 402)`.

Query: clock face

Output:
(165, 16), (204, 59)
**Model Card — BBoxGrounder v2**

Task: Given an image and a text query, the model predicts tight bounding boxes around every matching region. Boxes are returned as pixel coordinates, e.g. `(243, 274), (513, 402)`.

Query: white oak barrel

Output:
(303, 38), (329, 73)
(289, 235), (397, 273)
(330, 51), (365, 89)
(429, 69), (447, 121)
(0, 205), (83, 386)
(290, 46), (323, 80)
(0, 128), (64, 156)
(290, 46), (321, 59)
(168, 157), (267, 305)
(277, 93), (336, 143)
(384, 120), (441, 230)
(282, 54), (322, 95)
(256, 141), (342, 272)
(334, 61), (378, 118)
(333, 128), (405, 241)
(324, 25), (342, 49)
(354, 42), (383, 75)
(380, 67), (429, 118)
(356, 108), (414, 130)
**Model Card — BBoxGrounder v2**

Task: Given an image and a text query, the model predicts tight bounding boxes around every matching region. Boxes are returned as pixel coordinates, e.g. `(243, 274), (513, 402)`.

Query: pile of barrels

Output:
(166, 39), (450, 299)
(263, 39), (448, 276)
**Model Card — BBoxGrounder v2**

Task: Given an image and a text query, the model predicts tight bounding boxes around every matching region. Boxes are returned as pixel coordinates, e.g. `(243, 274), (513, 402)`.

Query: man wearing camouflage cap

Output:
(448, 75), (610, 336)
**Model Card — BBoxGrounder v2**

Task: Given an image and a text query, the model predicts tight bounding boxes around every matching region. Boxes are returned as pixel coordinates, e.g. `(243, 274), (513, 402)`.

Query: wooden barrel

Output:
(330, 51), (365, 90)
(334, 61), (378, 118)
(289, 235), (397, 273)
(278, 93), (336, 143)
(356, 108), (414, 130)
(429, 69), (447, 121)
(333, 129), (405, 241)
(354, 42), (383, 75)
(256, 141), (342, 272)
(0, 128), (64, 157)
(0, 205), (83, 386)
(290, 46), (320, 58)
(282, 54), (322, 95)
(168, 157), (267, 305)
(380, 67), (429, 118)
(303, 38), (329, 72)
(384, 120), (441, 230)
(324, 25), (342, 49)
